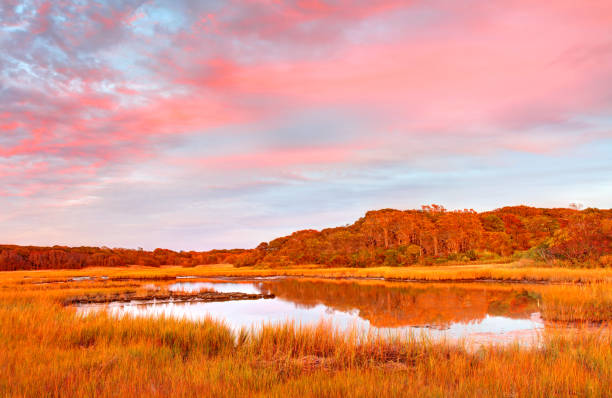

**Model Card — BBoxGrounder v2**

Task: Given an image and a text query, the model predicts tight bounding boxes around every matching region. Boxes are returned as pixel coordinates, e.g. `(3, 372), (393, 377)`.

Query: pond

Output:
(77, 278), (547, 345)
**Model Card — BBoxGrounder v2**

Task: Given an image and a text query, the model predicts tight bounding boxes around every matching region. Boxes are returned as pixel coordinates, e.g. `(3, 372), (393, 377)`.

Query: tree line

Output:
(1, 205), (610, 270)
(227, 205), (611, 268)
(0, 246), (248, 271)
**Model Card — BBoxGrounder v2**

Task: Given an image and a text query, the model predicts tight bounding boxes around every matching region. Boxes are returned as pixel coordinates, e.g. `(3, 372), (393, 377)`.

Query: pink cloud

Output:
(2, 0), (612, 199)
(141, 0), (612, 148)
(30, 1), (52, 34)
(180, 143), (369, 170)
(178, 3), (612, 130)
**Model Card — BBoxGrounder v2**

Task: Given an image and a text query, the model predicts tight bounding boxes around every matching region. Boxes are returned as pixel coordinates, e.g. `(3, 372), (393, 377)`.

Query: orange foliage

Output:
(230, 205), (611, 267)
(1, 205), (610, 270)
(0, 245), (248, 271)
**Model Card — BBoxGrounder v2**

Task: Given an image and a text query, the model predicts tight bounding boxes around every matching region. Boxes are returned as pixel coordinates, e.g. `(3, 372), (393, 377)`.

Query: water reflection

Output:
(78, 278), (545, 344)
(256, 279), (541, 328)
(168, 281), (260, 294)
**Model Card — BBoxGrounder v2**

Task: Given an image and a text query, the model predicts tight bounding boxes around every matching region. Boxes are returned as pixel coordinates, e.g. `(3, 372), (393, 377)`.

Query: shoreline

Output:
(7, 262), (612, 285)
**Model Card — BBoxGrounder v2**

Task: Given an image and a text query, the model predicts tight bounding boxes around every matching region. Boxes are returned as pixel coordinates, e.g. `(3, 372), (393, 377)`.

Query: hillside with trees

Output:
(1, 205), (610, 271)
(227, 205), (612, 268)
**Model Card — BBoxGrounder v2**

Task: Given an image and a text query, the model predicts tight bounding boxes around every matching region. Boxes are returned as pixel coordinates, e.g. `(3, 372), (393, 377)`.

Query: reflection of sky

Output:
(168, 282), (260, 294)
(78, 295), (544, 344)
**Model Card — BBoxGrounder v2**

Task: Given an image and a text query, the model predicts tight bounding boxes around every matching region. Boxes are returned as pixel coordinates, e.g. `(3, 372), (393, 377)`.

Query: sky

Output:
(1, 0), (611, 250)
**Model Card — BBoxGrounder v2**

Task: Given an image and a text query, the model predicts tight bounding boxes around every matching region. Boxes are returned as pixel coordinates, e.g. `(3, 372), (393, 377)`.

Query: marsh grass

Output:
(1, 268), (612, 397)
(1, 296), (611, 397)
(5, 262), (612, 284)
(541, 284), (612, 323)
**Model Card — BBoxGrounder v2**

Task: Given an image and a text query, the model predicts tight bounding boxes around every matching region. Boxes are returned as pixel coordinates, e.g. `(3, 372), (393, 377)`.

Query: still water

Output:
(78, 278), (546, 345)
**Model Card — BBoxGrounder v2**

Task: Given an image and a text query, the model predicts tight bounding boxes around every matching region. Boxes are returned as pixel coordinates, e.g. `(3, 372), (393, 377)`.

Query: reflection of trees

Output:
(260, 280), (539, 328)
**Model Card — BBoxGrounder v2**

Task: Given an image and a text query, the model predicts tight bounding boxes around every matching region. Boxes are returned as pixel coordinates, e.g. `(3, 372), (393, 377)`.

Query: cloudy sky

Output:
(1, 0), (611, 250)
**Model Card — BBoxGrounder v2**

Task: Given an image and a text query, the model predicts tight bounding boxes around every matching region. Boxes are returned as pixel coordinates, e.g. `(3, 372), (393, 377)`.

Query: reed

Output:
(1, 267), (612, 397)
(541, 284), (612, 323)
(4, 262), (612, 283)
(1, 296), (611, 397)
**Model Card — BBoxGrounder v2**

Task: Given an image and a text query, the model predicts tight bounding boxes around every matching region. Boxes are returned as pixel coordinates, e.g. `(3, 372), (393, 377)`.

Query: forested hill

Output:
(1, 205), (610, 271)
(227, 205), (611, 267)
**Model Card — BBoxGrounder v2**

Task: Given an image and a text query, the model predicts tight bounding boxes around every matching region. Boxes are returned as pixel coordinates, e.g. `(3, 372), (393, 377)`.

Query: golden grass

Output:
(4, 261), (612, 283)
(541, 284), (612, 323)
(1, 267), (612, 397)
(0, 294), (611, 397)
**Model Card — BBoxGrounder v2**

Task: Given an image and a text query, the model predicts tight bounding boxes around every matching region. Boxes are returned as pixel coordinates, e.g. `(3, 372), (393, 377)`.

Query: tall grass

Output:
(0, 296), (611, 397)
(541, 284), (612, 323)
(1, 268), (612, 397)
(4, 262), (612, 283)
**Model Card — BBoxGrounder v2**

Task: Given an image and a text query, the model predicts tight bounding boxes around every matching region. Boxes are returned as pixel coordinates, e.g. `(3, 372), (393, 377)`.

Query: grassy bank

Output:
(3, 265), (612, 324)
(5, 262), (612, 284)
(541, 284), (612, 323)
(2, 266), (612, 397)
(1, 294), (611, 397)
